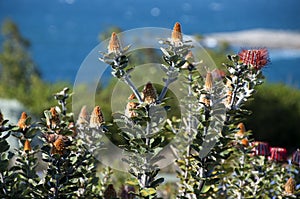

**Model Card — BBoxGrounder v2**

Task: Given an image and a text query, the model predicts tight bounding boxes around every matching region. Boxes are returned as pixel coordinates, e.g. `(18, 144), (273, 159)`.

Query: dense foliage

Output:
(1, 21), (300, 198)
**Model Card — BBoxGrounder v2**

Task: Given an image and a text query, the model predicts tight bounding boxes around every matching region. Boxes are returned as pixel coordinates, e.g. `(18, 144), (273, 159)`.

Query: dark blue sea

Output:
(0, 0), (300, 87)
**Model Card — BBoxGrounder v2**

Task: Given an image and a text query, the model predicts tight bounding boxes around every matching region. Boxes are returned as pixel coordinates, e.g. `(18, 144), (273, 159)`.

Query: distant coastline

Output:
(204, 29), (300, 50)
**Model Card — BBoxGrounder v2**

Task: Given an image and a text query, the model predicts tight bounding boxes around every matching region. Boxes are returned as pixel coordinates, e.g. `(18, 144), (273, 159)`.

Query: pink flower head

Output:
(269, 147), (287, 162)
(239, 48), (269, 70)
(251, 141), (270, 156)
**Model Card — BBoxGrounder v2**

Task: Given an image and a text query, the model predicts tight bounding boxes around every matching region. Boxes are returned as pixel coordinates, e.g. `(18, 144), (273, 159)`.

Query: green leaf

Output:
(201, 185), (211, 193)
(0, 139), (9, 153)
(0, 160), (9, 172)
(150, 177), (164, 188)
(140, 188), (156, 197)
(125, 178), (139, 186)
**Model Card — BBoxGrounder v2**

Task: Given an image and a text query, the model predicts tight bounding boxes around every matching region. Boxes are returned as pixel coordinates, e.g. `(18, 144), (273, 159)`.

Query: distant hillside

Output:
(204, 29), (300, 49)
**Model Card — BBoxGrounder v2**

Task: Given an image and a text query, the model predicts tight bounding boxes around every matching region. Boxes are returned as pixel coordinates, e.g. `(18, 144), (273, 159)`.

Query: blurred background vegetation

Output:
(1, 19), (300, 153)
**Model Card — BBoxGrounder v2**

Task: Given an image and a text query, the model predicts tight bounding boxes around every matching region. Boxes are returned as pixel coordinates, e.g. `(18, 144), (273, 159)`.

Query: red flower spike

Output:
(269, 147), (287, 162)
(292, 149), (300, 166)
(251, 141), (270, 156)
(239, 48), (269, 70)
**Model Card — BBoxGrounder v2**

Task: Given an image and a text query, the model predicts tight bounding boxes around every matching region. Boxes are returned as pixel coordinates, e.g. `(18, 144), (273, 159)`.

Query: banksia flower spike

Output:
(51, 137), (66, 155)
(239, 48), (269, 70)
(125, 93), (139, 118)
(171, 22), (183, 47)
(76, 105), (89, 126)
(17, 112), (28, 131)
(104, 184), (117, 199)
(269, 147), (287, 162)
(204, 72), (213, 92)
(236, 123), (249, 146)
(108, 32), (122, 54)
(236, 123), (246, 136)
(142, 82), (157, 104)
(89, 106), (105, 128)
(292, 149), (300, 166)
(284, 177), (296, 195)
(23, 139), (32, 152)
(47, 107), (60, 129)
(251, 141), (270, 156)
(68, 122), (77, 137)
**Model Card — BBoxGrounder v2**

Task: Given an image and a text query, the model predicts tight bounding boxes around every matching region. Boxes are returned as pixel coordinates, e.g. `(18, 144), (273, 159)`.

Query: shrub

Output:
(0, 22), (299, 199)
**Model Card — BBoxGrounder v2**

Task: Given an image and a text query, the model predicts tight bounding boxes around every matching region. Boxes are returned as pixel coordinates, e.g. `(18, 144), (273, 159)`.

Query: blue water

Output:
(0, 0), (300, 87)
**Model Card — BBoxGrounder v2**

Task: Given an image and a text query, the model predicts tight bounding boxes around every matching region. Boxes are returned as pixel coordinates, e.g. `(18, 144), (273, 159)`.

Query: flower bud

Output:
(108, 32), (122, 54)
(23, 139), (32, 152)
(51, 137), (65, 155)
(284, 177), (296, 195)
(236, 123), (246, 136)
(76, 105), (89, 126)
(47, 107), (60, 129)
(142, 82), (157, 104)
(125, 93), (139, 118)
(204, 72), (213, 92)
(17, 112), (28, 131)
(171, 22), (183, 47)
(89, 106), (104, 128)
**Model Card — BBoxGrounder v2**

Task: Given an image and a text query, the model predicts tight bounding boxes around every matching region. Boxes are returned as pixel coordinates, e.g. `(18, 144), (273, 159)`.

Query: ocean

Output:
(0, 0), (300, 87)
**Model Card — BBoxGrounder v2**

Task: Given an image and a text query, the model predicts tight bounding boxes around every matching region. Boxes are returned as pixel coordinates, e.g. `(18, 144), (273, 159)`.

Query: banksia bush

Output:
(0, 22), (299, 199)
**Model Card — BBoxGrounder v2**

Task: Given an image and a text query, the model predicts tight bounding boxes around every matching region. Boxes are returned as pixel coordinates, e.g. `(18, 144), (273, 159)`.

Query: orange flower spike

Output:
(142, 82), (157, 104)
(17, 112), (28, 130)
(108, 32), (122, 54)
(126, 93), (139, 118)
(49, 107), (60, 129)
(171, 22), (183, 46)
(284, 177), (296, 195)
(241, 138), (249, 146)
(90, 106), (105, 128)
(237, 123), (246, 136)
(204, 72), (213, 91)
(23, 139), (32, 152)
(52, 137), (65, 155)
(77, 105), (89, 126)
